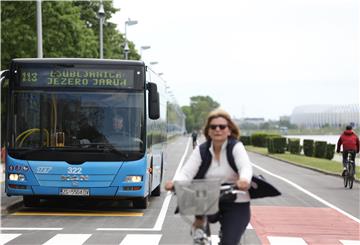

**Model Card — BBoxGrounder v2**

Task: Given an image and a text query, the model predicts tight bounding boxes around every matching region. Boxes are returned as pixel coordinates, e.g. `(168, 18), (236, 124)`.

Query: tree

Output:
(181, 96), (220, 132)
(1, 0), (139, 70)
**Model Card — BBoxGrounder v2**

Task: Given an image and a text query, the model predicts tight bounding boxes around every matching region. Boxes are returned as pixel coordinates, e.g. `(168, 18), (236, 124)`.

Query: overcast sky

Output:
(110, 0), (359, 120)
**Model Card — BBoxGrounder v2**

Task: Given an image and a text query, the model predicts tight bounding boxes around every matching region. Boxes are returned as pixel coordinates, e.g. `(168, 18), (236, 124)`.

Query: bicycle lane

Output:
(248, 152), (360, 245)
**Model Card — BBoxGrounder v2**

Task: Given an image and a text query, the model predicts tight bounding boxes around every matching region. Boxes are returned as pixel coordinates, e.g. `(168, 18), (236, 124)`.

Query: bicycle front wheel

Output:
(348, 164), (354, 189)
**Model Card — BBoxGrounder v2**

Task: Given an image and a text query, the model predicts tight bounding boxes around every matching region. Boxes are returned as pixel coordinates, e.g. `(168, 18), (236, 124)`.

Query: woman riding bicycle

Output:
(165, 108), (253, 245)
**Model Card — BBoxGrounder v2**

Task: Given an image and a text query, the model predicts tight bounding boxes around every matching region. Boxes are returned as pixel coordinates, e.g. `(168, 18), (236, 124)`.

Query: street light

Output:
(140, 45), (151, 58)
(150, 61), (158, 65)
(158, 72), (164, 76)
(97, 0), (105, 59)
(124, 18), (138, 60)
(36, 0), (43, 58)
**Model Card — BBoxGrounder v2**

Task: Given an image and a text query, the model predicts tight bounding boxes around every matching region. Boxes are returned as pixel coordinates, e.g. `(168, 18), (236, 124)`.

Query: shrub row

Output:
(247, 133), (335, 160)
(267, 137), (286, 153)
(303, 139), (335, 160)
(251, 133), (280, 147)
(288, 138), (301, 154)
(240, 136), (251, 145)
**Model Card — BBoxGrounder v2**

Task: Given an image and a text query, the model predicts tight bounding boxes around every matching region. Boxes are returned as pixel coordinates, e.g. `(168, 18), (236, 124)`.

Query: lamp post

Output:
(98, 0), (105, 59)
(124, 18), (138, 59)
(36, 0), (43, 58)
(140, 45), (151, 59)
(149, 61), (158, 65)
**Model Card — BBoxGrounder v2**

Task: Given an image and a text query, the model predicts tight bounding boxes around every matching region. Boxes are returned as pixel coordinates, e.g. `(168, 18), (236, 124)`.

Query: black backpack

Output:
(194, 137), (239, 179)
(193, 138), (282, 199)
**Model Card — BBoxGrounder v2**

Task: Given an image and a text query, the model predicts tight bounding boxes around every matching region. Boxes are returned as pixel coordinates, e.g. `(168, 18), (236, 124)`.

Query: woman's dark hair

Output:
(203, 108), (240, 141)
(346, 125), (353, 130)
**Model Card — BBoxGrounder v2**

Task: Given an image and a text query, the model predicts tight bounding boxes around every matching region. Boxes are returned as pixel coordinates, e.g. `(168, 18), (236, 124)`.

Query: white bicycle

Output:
(173, 179), (244, 245)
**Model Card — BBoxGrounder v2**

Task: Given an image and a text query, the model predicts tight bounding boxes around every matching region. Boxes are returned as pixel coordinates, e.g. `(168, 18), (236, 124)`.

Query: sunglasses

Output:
(209, 124), (228, 130)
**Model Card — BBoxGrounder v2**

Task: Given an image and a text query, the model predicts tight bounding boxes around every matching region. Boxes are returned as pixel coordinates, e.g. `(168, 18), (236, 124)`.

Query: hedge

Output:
(267, 137), (286, 154)
(326, 144), (335, 160)
(240, 136), (251, 145)
(314, 141), (327, 158)
(251, 133), (280, 147)
(288, 138), (301, 154)
(303, 139), (314, 157)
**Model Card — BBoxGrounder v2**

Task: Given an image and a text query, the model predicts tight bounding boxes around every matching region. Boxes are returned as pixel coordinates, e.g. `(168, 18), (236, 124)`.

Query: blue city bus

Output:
(2, 58), (167, 209)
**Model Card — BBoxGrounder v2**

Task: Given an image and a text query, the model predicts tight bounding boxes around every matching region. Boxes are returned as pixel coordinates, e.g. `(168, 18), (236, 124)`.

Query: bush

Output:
(303, 139), (314, 157)
(288, 138), (301, 154)
(251, 133), (268, 147)
(267, 137), (286, 154)
(314, 141), (327, 158)
(326, 144), (335, 160)
(251, 133), (280, 147)
(240, 136), (251, 145)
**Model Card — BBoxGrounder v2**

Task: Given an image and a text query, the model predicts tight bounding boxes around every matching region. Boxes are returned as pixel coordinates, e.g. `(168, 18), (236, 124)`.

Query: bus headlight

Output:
(124, 175), (142, 183)
(9, 173), (26, 181)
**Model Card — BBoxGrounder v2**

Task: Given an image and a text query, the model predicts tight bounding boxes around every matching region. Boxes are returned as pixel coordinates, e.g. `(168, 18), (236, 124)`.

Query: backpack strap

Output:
(226, 137), (239, 174)
(194, 140), (212, 179)
(194, 137), (239, 179)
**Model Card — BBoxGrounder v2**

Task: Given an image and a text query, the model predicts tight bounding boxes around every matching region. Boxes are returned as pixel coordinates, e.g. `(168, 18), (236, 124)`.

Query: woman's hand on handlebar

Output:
(165, 180), (174, 191)
(236, 178), (250, 191)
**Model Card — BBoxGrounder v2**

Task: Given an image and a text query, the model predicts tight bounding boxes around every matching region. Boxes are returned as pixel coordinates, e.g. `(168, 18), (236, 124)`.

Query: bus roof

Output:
(11, 58), (145, 66)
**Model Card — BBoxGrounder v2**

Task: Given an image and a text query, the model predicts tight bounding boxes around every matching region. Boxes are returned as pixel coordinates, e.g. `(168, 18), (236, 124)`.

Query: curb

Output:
(249, 151), (360, 183)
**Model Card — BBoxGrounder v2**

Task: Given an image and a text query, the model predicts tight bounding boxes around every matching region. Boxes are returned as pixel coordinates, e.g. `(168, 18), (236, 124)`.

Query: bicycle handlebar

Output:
(220, 183), (246, 195)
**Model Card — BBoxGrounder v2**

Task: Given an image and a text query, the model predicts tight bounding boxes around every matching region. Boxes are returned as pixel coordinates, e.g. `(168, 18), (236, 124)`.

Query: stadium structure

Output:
(290, 104), (360, 128)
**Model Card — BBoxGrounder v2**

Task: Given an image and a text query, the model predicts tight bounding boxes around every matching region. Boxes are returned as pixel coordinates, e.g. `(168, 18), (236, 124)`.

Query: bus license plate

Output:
(60, 188), (89, 196)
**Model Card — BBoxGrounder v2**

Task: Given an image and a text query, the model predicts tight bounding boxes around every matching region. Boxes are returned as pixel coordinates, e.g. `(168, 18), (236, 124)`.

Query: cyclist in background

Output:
(191, 130), (198, 149)
(336, 125), (359, 176)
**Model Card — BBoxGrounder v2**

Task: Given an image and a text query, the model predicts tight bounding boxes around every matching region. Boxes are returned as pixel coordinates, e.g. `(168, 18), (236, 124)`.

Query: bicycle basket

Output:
(174, 179), (221, 215)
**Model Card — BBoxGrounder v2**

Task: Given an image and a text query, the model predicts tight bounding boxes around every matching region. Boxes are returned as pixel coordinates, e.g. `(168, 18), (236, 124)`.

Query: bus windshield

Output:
(11, 90), (144, 154)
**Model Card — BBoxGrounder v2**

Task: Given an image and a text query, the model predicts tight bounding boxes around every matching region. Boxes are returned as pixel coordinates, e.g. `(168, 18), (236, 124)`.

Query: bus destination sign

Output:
(19, 67), (135, 89)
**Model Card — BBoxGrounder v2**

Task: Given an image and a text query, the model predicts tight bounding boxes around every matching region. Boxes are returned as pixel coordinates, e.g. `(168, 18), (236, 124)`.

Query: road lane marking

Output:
(0, 234), (21, 245)
(268, 236), (308, 244)
(98, 137), (192, 232)
(252, 163), (360, 224)
(42, 234), (91, 245)
(119, 234), (162, 245)
(12, 211), (143, 217)
(340, 240), (360, 245)
(0, 228), (63, 231)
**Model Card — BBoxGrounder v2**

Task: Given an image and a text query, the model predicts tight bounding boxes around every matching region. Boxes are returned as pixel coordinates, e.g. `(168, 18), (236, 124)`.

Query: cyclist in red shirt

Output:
(336, 125), (359, 176)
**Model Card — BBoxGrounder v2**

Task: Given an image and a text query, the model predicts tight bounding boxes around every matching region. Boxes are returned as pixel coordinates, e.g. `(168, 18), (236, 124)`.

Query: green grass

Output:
(246, 145), (360, 180)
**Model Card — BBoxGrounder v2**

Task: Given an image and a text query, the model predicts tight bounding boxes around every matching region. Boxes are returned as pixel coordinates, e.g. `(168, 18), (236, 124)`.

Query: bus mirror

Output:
(0, 70), (9, 85)
(147, 82), (160, 119)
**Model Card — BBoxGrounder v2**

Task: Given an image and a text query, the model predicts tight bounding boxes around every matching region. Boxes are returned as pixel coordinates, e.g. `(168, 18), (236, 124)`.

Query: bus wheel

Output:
(133, 196), (149, 209)
(23, 196), (40, 207)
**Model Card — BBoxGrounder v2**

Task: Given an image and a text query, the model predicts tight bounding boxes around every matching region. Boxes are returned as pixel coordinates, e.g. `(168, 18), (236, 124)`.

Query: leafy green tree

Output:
(1, 0), (139, 70)
(42, 1), (98, 58)
(181, 96), (220, 132)
(181, 105), (195, 132)
(1, 1), (37, 69)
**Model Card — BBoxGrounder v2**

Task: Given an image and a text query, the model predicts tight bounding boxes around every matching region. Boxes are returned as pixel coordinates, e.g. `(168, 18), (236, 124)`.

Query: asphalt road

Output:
(1, 136), (359, 245)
